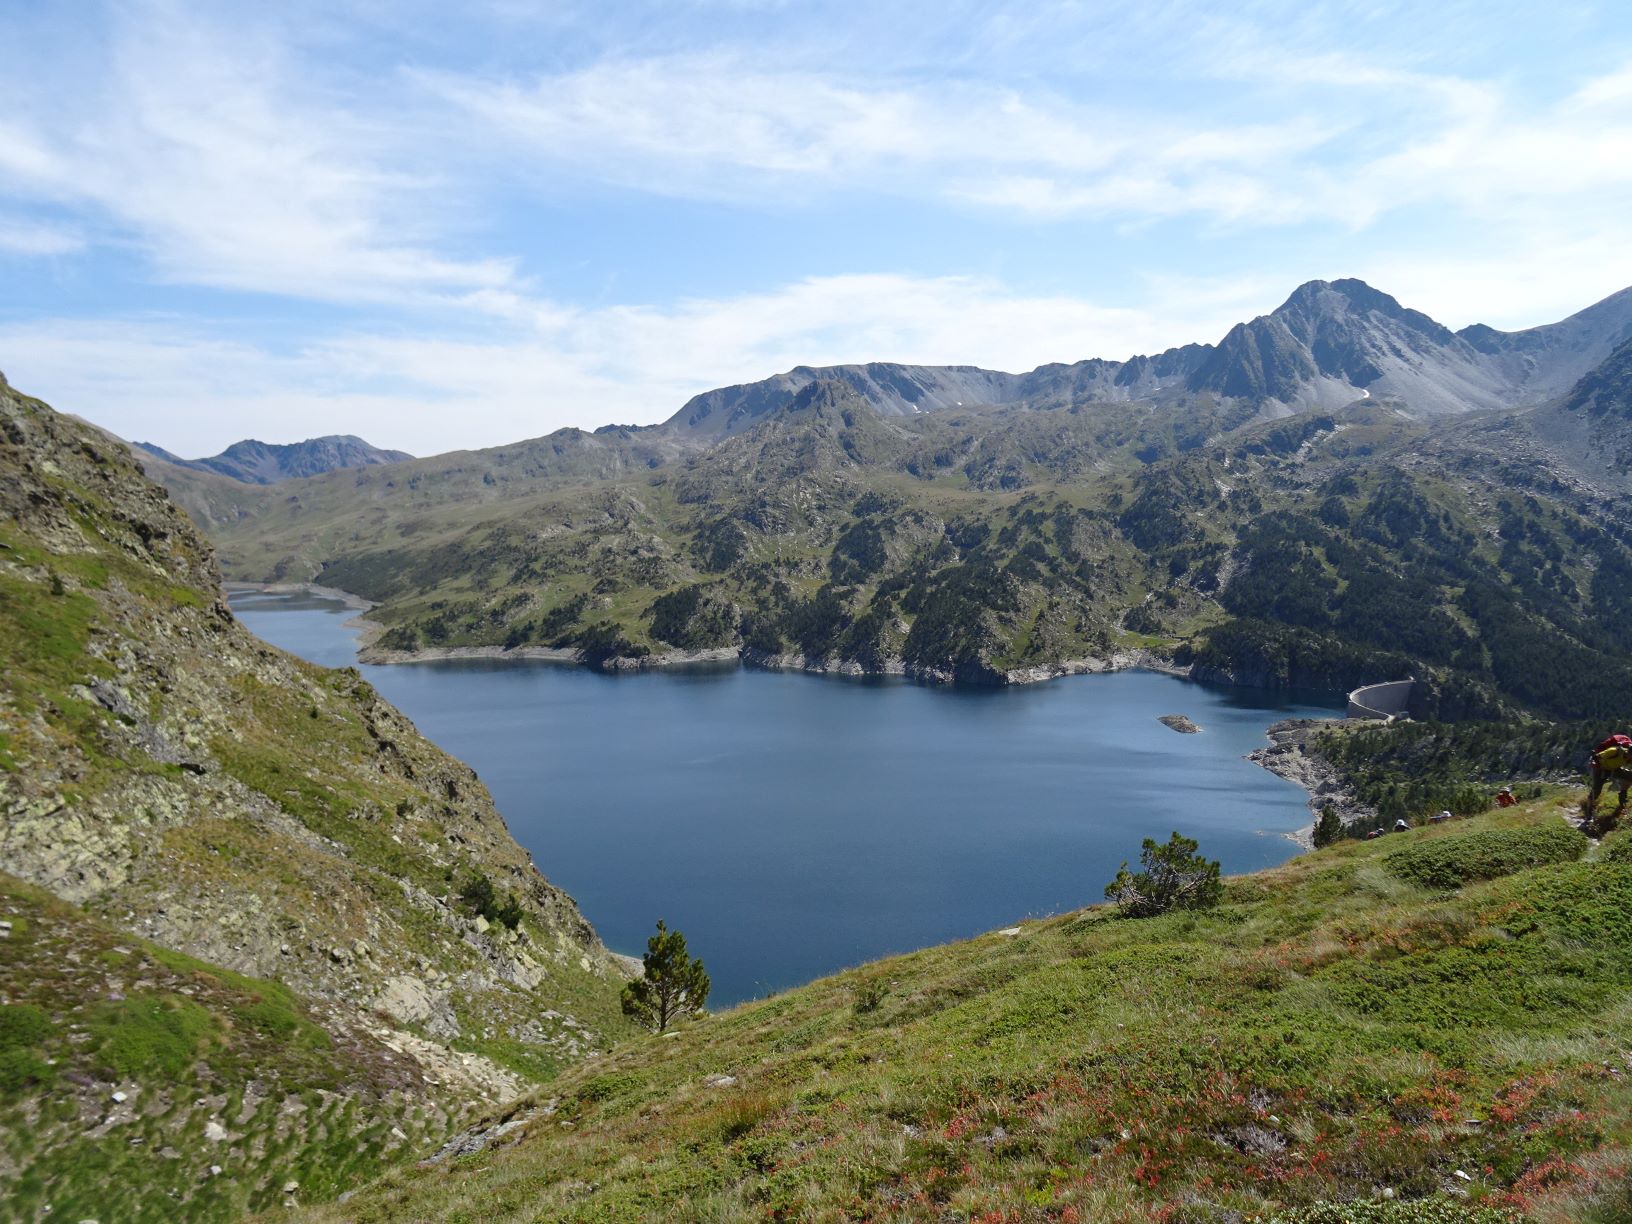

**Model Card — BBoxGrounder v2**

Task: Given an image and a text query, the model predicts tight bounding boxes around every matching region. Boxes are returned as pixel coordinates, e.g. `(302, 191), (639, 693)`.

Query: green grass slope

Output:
(304, 797), (1631, 1224)
(0, 871), (473, 1219)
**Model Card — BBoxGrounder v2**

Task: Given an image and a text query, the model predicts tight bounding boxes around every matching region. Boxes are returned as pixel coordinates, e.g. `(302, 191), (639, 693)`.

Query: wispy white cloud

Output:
(424, 47), (1632, 233)
(0, 3), (513, 303)
(0, 272), (1251, 455)
(419, 56), (1342, 223)
(0, 217), (84, 256)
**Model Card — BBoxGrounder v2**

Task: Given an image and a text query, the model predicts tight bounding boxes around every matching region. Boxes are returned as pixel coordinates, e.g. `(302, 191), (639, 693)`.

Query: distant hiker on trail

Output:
(1586, 734), (1632, 831)
(1495, 787), (1516, 808)
(1393, 818), (1411, 833)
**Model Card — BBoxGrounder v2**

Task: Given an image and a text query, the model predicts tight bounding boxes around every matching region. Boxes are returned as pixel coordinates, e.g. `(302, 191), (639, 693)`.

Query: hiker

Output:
(1393, 818), (1411, 833)
(1586, 734), (1632, 831)
(1495, 787), (1516, 808)
(1430, 810), (1452, 823)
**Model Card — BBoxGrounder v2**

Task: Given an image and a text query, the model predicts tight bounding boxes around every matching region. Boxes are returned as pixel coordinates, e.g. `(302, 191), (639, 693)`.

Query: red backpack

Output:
(1595, 734), (1632, 755)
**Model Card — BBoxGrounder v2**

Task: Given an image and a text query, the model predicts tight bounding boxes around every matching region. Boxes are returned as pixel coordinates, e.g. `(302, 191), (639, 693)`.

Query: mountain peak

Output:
(137, 434), (411, 484)
(1273, 277), (1411, 322)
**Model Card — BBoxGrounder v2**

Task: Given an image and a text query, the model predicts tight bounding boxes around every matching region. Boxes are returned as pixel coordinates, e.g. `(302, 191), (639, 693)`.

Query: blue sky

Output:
(3, 0), (1632, 456)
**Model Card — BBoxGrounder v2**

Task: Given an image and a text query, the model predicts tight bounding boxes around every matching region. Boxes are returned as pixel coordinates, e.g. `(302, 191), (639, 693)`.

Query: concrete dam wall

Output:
(1347, 678), (1414, 720)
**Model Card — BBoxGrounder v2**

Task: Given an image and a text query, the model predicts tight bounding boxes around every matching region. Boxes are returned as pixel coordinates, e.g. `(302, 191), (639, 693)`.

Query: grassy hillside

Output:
(1, 871), (479, 1219)
(303, 797), (1632, 1223)
(0, 376), (638, 1216)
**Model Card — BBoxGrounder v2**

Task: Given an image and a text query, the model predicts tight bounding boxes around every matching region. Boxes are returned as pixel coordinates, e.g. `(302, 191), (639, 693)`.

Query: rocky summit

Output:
(0, 374), (634, 1219)
(659, 278), (1632, 436)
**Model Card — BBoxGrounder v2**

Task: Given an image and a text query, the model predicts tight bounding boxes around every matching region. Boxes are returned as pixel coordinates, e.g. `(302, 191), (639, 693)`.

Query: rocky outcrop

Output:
(1249, 719), (1375, 835)
(0, 376), (636, 1210)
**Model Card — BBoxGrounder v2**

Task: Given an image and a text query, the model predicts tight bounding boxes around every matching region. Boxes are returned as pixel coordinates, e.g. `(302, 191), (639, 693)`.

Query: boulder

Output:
(376, 975), (435, 1026)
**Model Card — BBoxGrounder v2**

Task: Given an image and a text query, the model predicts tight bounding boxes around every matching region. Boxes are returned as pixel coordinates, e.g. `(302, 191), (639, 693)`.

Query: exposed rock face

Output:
(1249, 719), (1375, 830)
(0, 375), (634, 1193)
(661, 279), (1632, 438)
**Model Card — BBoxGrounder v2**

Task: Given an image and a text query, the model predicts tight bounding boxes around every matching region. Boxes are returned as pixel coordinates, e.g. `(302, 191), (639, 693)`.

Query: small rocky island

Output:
(1158, 714), (1202, 734)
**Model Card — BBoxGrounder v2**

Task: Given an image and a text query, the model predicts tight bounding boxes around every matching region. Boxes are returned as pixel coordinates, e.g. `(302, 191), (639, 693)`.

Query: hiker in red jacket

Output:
(1586, 733), (1632, 832)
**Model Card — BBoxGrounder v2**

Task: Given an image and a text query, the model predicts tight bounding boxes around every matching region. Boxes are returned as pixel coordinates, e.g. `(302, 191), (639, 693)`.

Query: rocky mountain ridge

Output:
(116, 276), (1632, 728)
(137, 434), (411, 484)
(662, 278), (1632, 437)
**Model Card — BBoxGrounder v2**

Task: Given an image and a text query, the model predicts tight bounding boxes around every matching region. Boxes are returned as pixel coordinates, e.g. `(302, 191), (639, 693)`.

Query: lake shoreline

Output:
(226, 582), (1195, 686)
(1251, 718), (1375, 847)
(228, 581), (1351, 847)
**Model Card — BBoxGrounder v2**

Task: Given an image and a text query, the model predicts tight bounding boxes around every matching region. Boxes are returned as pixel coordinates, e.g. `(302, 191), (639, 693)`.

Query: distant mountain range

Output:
(127, 274), (1632, 720)
(136, 278), (1632, 470)
(136, 434), (411, 483)
(664, 278), (1632, 437)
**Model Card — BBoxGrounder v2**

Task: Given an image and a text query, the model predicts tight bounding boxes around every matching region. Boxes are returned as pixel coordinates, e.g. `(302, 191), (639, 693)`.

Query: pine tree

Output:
(1103, 832), (1222, 918)
(621, 920), (710, 1032)
(1313, 804), (1344, 848)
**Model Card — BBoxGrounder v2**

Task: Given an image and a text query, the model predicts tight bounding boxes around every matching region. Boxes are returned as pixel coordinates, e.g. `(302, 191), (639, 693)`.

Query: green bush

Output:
(0, 1003), (51, 1050)
(1600, 830), (1632, 864)
(89, 994), (217, 1079)
(1385, 823), (1588, 890)
(460, 872), (497, 917)
(1104, 831), (1223, 917)
(0, 1046), (50, 1094)
(459, 871), (524, 930)
(577, 1071), (642, 1103)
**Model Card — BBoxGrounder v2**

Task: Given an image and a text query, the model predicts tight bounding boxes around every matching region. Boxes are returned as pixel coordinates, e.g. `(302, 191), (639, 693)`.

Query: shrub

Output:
(459, 872), (525, 930)
(1599, 830), (1632, 864)
(459, 872), (497, 918)
(0, 1047), (50, 1094)
(0, 1003), (51, 1051)
(495, 893), (525, 931)
(90, 994), (216, 1079)
(577, 1071), (641, 1103)
(851, 980), (887, 1015)
(1104, 831), (1223, 917)
(1385, 824), (1588, 890)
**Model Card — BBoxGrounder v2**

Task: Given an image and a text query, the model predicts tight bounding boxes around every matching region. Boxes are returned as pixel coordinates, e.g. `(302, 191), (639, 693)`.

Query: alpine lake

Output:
(232, 588), (1341, 1006)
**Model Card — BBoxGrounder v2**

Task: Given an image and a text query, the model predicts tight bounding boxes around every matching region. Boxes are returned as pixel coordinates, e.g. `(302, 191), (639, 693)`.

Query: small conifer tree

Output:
(622, 920), (710, 1032)
(1104, 831), (1223, 918)
(1313, 803), (1344, 848)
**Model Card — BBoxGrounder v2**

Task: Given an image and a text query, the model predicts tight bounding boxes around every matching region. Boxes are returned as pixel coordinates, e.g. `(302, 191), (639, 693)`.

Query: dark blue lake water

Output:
(232, 590), (1341, 1006)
